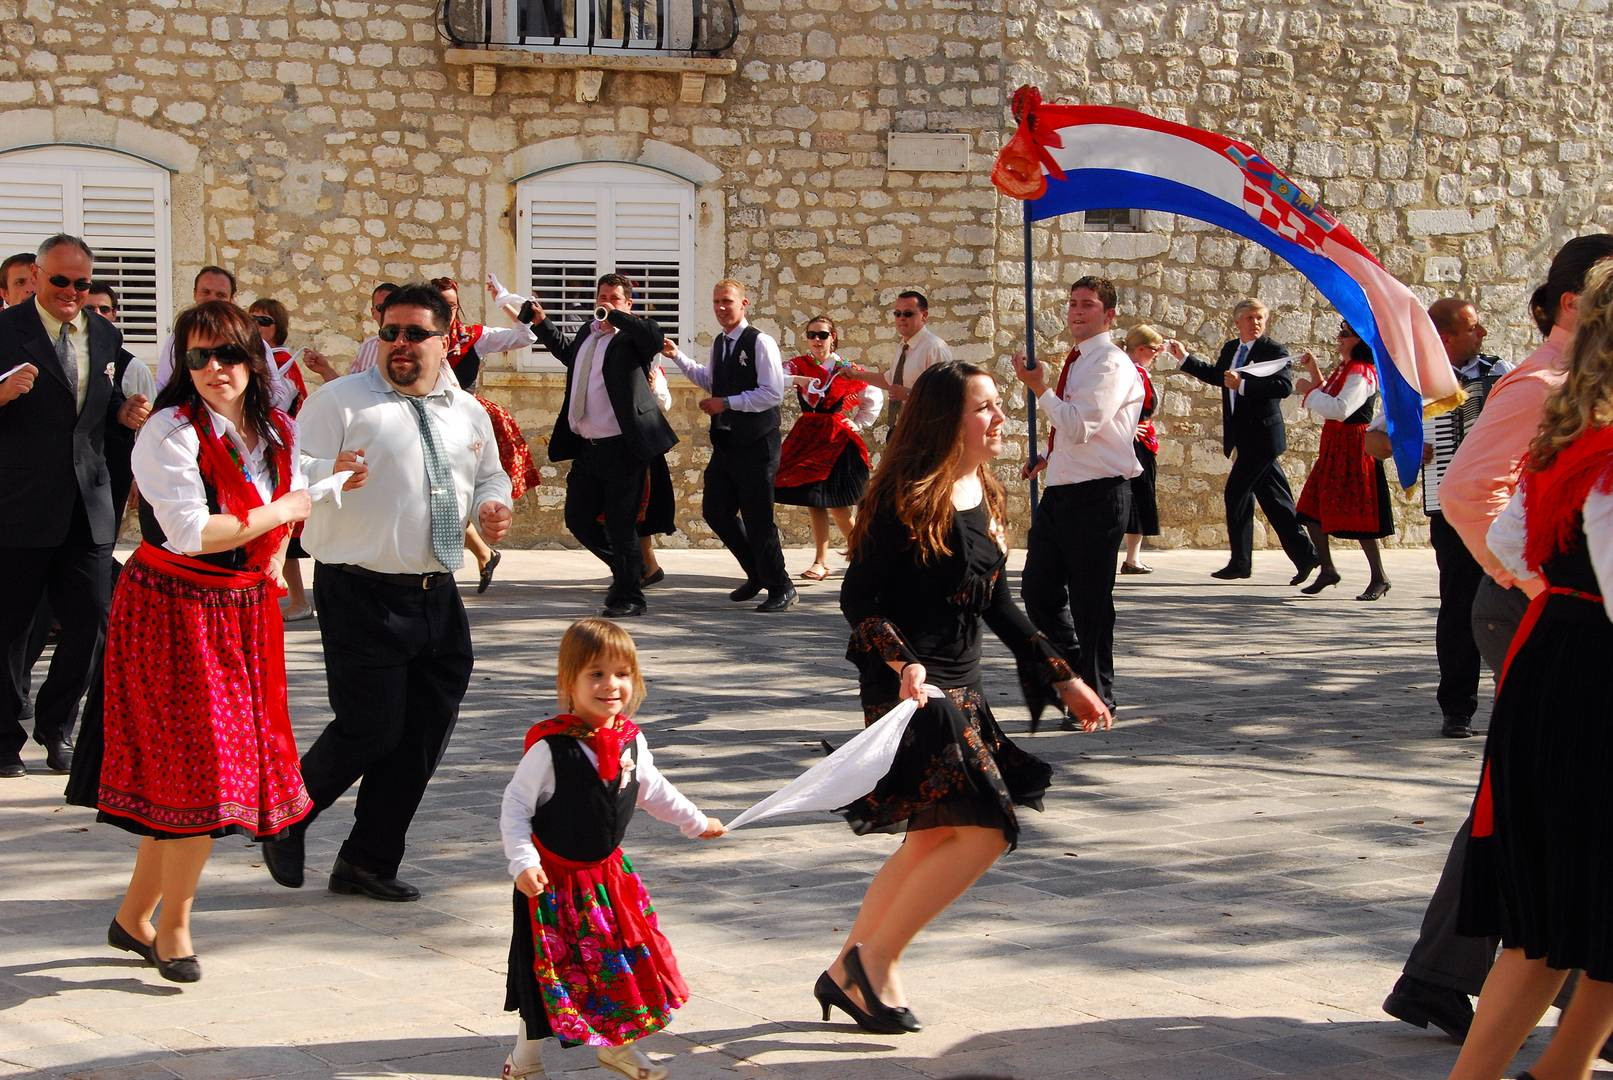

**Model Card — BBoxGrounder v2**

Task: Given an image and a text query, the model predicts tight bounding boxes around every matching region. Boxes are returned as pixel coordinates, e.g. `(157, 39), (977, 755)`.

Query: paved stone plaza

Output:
(1, 547), (1599, 1079)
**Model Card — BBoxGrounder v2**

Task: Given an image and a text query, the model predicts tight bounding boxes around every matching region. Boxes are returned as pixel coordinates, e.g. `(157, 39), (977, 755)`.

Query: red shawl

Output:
(1522, 424), (1613, 570)
(523, 714), (643, 782)
(1313, 357), (1378, 409)
(182, 404), (295, 573)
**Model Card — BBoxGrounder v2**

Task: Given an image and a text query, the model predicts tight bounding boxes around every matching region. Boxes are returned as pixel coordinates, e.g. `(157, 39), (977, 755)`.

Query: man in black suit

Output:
(535, 273), (677, 618)
(1176, 298), (1318, 582)
(0, 234), (139, 777)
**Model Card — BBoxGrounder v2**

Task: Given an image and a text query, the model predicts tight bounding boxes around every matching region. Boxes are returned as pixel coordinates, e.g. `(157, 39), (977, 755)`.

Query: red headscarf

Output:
(523, 714), (644, 782)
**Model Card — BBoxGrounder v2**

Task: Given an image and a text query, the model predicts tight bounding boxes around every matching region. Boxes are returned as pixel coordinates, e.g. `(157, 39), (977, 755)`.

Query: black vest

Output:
(530, 736), (641, 863)
(709, 325), (779, 444)
(138, 479), (250, 570)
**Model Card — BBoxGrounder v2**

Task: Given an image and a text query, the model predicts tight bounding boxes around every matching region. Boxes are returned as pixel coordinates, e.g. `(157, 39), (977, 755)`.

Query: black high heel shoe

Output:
(844, 946), (922, 1033)
(1300, 569), (1342, 595)
(813, 971), (906, 1034)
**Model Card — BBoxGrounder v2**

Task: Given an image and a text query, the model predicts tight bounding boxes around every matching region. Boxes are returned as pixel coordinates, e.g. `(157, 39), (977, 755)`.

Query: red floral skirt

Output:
(1296, 420), (1393, 540)
(95, 544), (312, 839)
(477, 395), (540, 501)
(507, 840), (687, 1047)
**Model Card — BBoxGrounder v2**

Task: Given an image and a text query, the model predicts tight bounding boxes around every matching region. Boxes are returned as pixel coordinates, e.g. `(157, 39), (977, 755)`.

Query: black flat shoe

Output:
(1440, 716), (1473, 739)
(602, 600), (647, 618)
(1300, 570), (1342, 595)
(843, 945), (921, 1032)
(478, 550), (502, 594)
(1210, 565), (1251, 580)
(756, 586), (798, 613)
(813, 971), (907, 1035)
(0, 756), (22, 778)
(1119, 562), (1153, 575)
(41, 738), (73, 774)
(154, 950), (201, 983)
(108, 917), (154, 964)
(262, 830), (305, 889)
(729, 579), (763, 602)
(640, 567), (665, 587)
(329, 856), (421, 902)
(1289, 558), (1320, 586)
(1357, 579), (1391, 601)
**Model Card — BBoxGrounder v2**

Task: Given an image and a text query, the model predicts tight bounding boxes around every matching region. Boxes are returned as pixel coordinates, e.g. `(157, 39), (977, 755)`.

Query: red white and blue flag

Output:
(992, 87), (1460, 487)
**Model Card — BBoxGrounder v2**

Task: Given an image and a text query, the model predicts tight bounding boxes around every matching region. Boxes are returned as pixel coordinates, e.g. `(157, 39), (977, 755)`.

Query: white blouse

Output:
(130, 404), (307, 556)
(1302, 369), (1376, 422)
(499, 731), (708, 879)
(1487, 486), (1613, 620)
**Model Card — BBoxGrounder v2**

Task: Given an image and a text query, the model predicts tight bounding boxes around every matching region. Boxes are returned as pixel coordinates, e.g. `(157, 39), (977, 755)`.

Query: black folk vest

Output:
(529, 735), (641, 863)
(709, 324), (779, 444)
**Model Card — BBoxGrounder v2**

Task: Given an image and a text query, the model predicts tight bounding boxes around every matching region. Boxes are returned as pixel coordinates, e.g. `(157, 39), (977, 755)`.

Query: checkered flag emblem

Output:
(1242, 182), (1329, 253)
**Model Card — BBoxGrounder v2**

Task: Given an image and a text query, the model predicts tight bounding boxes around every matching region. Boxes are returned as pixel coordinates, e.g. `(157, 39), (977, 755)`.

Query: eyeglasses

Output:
(87, 304), (116, 316)
(252, 314), (276, 327)
(891, 309), (918, 318)
(1337, 328), (1359, 339)
(804, 330), (832, 341)
(378, 325), (446, 343)
(183, 345), (253, 370)
(47, 274), (93, 292)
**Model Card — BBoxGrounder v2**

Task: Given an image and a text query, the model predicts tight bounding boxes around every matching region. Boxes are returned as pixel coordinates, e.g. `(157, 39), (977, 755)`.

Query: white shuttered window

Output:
(0, 147), (171, 361)
(516, 163), (694, 368)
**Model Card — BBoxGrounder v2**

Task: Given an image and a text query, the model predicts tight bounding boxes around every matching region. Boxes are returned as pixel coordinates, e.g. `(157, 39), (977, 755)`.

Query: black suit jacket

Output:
(536, 309), (677, 464)
(1180, 335), (1292, 459)
(0, 301), (125, 547)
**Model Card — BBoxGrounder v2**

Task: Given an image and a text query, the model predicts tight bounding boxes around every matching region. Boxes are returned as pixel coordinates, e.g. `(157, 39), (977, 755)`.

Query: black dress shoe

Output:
(1441, 716), (1473, 739)
(108, 917), (155, 964)
(602, 600), (647, 618)
(1289, 557), (1320, 586)
(42, 739), (73, 774)
(262, 831), (305, 889)
(329, 856), (421, 902)
(1382, 974), (1473, 1040)
(1210, 565), (1252, 580)
(0, 755), (22, 778)
(756, 586), (798, 613)
(729, 579), (764, 602)
(640, 567), (665, 587)
(154, 950), (202, 983)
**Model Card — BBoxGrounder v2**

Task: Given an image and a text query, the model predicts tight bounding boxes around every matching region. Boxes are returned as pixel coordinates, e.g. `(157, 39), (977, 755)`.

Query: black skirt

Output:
(505, 887), (556, 1038)
(776, 443), (869, 509)
(1125, 443), (1159, 536)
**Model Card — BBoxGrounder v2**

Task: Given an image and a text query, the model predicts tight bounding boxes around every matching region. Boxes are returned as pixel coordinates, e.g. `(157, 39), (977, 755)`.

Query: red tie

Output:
(1044, 347), (1079, 454)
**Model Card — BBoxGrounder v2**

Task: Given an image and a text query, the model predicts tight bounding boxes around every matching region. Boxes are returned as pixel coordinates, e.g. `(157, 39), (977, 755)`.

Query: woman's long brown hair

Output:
(849, 360), (1004, 563)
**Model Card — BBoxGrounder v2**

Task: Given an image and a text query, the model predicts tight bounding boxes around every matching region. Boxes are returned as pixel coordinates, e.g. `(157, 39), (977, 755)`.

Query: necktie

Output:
(1045, 347), (1079, 454)
(887, 342), (911, 427)
(568, 330), (600, 433)
(405, 396), (463, 571)
(1229, 342), (1250, 412)
(55, 322), (78, 406)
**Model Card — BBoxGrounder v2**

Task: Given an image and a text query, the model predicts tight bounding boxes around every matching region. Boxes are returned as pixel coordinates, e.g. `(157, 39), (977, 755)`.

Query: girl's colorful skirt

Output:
(1296, 419), (1393, 540)
(477, 395), (541, 500)
(505, 840), (688, 1047)
(67, 543), (311, 840)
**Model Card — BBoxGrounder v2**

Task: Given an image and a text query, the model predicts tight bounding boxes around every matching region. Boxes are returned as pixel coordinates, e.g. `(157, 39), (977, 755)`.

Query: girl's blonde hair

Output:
(1123, 324), (1163, 351)
(1528, 259), (1613, 471)
(555, 618), (646, 716)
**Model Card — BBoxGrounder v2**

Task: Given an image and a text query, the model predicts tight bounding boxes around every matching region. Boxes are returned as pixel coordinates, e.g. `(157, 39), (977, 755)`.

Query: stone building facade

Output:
(4, 0), (1609, 550)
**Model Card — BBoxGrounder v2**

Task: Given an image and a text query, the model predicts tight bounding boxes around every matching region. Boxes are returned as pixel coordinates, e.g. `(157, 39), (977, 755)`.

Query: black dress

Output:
(838, 501), (1069, 850)
(1458, 522), (1613, 979)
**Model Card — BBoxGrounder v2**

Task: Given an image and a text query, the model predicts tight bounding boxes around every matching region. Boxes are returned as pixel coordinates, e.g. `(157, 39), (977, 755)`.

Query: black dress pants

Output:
(299, 564), (474, 879)
(0, 496), (111, 759)
(1224, 450), (1315, 571)
(1021, 477), (1130, 707)
(1430, 512), (1485, 722)
(702, 430), (787, 593)
(563, 437), (649, 608)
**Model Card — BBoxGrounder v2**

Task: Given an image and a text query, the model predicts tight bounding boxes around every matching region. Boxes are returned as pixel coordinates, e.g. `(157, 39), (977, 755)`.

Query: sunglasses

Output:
(48, 274), (93, 292)
(891, 309), (918, 318)
(804, 330), (832, 341)
(1337, 328), (1359, 339)
(87, 304), (116, 316)
(378, 324), (446, 343)
(183, 345), (253, 370)
(252, 314), (276, 327)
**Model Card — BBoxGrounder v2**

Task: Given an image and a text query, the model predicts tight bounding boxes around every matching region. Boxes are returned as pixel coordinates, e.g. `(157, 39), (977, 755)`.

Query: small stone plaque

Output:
(887, 132), (971, 172)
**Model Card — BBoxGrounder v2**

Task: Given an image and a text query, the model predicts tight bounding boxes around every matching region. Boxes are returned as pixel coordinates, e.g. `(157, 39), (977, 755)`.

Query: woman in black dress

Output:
(815, 361), (1111, 1035)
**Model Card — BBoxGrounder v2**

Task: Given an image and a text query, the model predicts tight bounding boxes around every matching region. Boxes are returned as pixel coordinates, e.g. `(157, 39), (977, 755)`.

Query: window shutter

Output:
(524, 192), (600, 350)
(611, 184), (688, 347)
(81, 175), (164, 346)
(0, 169), (68, 247)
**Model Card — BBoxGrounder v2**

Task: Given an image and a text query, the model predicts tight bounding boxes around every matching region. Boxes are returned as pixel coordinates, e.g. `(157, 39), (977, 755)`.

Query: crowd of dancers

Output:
(2, 228), (1612, 1080)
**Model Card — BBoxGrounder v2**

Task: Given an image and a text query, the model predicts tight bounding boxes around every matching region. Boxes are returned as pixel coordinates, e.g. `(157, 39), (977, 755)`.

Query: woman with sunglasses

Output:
(431, 277), (541, 591)
(775, 316), (883, 581)
(249, 298), (314, 619)
(1119, 325), (1165, 574)
(1292, 322), (1393, 599)
(67, 300), (313, 984)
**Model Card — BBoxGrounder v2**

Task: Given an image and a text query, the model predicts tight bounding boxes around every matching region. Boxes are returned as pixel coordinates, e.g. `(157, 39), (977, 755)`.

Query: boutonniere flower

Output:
(104, 362), (115, 380)
(737, 351), (751, 367)
(470, 438), (485, 454)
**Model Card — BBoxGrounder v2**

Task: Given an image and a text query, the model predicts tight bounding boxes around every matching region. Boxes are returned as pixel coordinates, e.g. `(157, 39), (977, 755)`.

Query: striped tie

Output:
(406, 396), (463, 571)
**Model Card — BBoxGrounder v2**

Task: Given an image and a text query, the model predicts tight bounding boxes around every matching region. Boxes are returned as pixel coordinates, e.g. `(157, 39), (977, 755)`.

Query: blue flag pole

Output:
(1023, 213), (1040, 518)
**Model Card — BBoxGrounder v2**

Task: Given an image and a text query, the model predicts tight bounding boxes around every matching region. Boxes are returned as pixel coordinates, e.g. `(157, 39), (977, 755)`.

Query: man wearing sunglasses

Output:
(152, 265), (297, 411)
(0, 235), (145, 778)
(263, 282), (513, 901)
(857, 290), (953, 429)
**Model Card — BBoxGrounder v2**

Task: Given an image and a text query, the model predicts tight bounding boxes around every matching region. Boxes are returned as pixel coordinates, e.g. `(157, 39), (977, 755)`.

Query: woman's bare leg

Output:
(828, 507), (856, 552)
(1525, 974), (1613, 1080)
(465, 522), (493, 571)
(1123, 533), (1143, 565)
(1359, 537), (1388, 586)
(639, 536), (660, 576)
(807, 508), (831, 570)
(282, 558), (308, 611)
(1448, 948), (1568, 1080)
(114, 836), (163, 944)
(153, 836), (213, 961)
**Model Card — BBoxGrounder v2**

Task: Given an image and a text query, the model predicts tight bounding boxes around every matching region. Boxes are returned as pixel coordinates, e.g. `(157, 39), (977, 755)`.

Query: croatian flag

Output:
(991, 87), (1460, 487)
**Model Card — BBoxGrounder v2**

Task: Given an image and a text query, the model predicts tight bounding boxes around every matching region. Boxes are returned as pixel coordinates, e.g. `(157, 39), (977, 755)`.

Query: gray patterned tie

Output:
(887, 343), (910, 428)
(55, 322), (78, 405)
(405, 396), (463, 571)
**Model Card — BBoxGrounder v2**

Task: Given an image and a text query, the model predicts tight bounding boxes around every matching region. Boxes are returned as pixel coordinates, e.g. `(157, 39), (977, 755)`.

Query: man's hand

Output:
(661, 339), (679, 360)
(887, 382), (909, 402)
(699, 396), (727, 416)
(118, 393), (152, 430)
(514, 865), (548, 898)
(335, 448), (369, 491)
(480, 501), (513, 543)
(1164, 338), (1187, 362)
(0, 363), (38, 405)
(1021, 455), (1048, 481)
(1422, 441), (1436, 465)
(1011, 351), (1048, 395)
(1222, 370), (1243, 390)
(302, 348), (340, 383)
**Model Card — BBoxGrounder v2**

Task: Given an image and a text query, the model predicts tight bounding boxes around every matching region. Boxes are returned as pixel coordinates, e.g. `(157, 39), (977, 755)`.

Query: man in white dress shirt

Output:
(1013, 275), (1144, 713)
(262, 282), (513, 901)
(153, 265), (298, 411)
(859, 289), (953, 429)
(663, 279), (795, 611)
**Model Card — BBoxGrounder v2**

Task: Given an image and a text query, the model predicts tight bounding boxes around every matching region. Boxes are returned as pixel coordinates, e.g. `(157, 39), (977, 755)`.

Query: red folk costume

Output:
(442, 289), (542, 500)
(775, 355), (874, 508)
(1133, 363), (1159, 455)
(93, 407), (312, 839)
(1295, 356), (1393, 540)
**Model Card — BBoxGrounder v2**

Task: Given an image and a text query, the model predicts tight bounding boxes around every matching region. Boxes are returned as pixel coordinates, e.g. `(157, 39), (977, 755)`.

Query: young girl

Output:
(499, 618), (725, 1080)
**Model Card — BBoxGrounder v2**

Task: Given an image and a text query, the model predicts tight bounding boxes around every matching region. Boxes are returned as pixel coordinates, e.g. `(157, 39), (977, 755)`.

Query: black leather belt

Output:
(328, 563), (455, 590)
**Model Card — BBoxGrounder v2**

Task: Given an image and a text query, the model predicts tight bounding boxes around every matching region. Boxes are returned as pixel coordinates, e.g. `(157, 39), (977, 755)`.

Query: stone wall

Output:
(5, 0), (1609, 551)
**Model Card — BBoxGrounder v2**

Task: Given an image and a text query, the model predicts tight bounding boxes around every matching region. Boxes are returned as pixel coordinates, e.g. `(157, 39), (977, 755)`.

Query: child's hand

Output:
(514, 865), (549, 897)
(698, 817), (726, 839)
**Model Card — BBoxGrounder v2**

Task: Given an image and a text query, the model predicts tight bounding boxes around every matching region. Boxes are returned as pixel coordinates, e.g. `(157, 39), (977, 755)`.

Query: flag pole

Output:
(1023, 212), (1040, 518)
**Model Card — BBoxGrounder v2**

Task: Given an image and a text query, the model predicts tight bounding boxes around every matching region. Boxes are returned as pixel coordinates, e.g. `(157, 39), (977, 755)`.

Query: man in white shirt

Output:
(263, 282), (513, 901)
(663, 278), (795, 611)
(859, 289), (953, 429)
(154, 265), (297, 410)
(1012, 275), (1144, 712)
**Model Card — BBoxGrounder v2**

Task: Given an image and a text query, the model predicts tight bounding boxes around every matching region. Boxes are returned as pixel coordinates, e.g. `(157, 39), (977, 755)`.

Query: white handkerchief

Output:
(486, 272), (526, 312)
(2, 362), (30, 382)
(307, 470), (355, 508)
(725, 688), (939, 831)
(1237, 357), (1292, 378)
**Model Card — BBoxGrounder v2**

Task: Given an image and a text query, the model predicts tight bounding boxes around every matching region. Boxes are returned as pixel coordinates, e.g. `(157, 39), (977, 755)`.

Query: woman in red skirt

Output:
(775, 316), (883, 581)
(67, 301), (315, 983)
(1294, 322), (1393, 600)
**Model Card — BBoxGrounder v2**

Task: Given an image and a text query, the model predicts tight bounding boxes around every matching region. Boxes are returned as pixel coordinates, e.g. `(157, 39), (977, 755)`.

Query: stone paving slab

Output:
(1, 546), (1603, 1078)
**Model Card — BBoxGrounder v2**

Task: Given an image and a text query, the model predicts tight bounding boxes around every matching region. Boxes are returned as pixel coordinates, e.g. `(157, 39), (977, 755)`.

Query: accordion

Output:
(1422, 359), (1506, 514)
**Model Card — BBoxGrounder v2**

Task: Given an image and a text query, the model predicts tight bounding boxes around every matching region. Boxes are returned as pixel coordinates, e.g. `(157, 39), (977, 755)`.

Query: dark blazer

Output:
(0, 301), (126, 548)
(538, 309), (678, 464)
(1180, 335), (1292, 459)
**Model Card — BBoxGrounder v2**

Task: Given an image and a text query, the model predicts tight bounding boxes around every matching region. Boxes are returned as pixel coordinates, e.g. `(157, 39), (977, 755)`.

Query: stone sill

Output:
(443, 47), (736, 75)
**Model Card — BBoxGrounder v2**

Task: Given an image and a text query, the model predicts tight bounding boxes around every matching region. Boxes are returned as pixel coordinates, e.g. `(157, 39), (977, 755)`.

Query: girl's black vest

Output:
(529, 735), (640, 863)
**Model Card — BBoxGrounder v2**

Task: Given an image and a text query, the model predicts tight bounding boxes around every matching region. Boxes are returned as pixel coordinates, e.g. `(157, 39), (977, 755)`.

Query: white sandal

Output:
(596, 1042), (668, 1080)
(500, 1053), (546, 1078)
